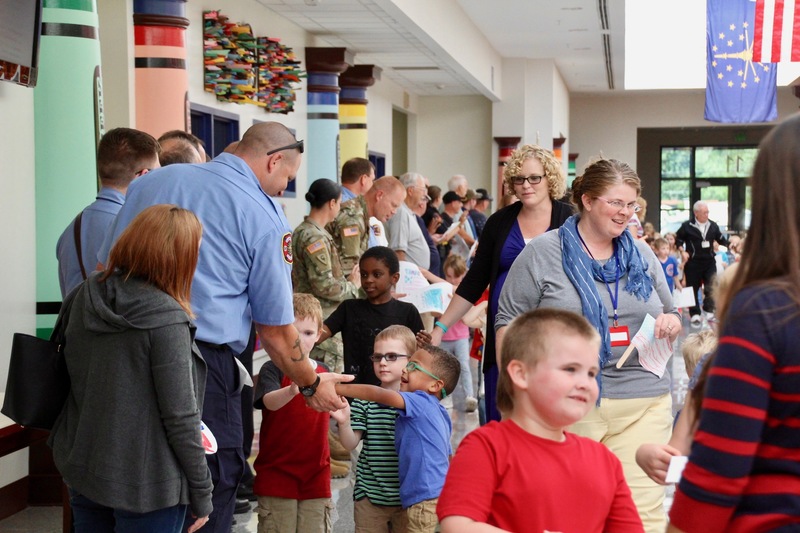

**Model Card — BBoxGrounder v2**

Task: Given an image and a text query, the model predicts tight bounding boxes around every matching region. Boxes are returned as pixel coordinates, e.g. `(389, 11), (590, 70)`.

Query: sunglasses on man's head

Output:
(369, 352), (409, 363)
(266, 139), (304, 156)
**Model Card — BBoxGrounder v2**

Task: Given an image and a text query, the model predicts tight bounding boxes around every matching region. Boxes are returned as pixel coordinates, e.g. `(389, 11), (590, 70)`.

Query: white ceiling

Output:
(257, 0), (627, 96)
(457, 0), (625, 92)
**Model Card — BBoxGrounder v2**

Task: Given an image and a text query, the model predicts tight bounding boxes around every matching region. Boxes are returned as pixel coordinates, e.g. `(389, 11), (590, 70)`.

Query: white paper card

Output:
(630, 314), (673, 378)
(673, 287), (697, 308)
(399, 282), (453, 314)
(396, 261), (430, 295)
(665, 455), (689, 483)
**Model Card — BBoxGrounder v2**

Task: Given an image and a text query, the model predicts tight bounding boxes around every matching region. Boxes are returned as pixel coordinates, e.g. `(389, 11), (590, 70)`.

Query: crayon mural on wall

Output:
(203, 9), (305, 114)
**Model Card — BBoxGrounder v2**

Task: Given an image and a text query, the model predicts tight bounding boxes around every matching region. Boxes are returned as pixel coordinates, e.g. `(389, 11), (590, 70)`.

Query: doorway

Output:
(637, 126), (771, 236)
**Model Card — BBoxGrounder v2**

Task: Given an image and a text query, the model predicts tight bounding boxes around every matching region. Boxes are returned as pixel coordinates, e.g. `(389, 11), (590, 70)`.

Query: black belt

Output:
(196, 340), (229, 350)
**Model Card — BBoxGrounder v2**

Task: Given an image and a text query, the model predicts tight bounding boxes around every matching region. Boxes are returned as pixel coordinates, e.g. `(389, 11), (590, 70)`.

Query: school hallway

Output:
(0, 311), (706, 533)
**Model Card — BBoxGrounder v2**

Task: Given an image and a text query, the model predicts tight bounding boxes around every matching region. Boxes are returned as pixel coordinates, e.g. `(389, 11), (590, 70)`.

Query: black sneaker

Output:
(237, 482), (256, 502)
(234, 497), (251, 514)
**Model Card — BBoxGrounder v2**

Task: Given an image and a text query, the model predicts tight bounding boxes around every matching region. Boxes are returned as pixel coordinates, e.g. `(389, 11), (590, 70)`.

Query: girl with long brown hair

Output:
(668, 113), (800, 532)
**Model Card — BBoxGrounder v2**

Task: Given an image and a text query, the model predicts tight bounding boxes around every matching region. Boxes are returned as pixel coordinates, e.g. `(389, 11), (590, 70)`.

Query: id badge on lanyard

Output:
(605, 248), (630, 346)
(577, 228), (631, 347)
(609, 324), (630, 347)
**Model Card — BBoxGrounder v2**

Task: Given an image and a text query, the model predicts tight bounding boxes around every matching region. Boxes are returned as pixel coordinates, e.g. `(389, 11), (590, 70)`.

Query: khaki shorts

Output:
(405, 498), (438, 533)
(256, 496), (333, 533)
(354, 497), (408, 533)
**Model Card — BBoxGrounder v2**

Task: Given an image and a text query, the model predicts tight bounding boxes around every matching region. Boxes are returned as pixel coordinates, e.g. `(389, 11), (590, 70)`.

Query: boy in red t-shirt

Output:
(253, 294), (349, 532)
(437, 308), (644, 533)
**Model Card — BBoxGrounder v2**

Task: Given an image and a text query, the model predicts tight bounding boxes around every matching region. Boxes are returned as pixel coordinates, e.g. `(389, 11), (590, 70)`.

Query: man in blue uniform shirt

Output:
(56, 127), (160, 297)
(99, 122), (351, 532)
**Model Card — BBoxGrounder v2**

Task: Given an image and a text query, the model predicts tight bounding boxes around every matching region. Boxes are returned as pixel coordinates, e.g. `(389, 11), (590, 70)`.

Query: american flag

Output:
(753, 0), (800, 62)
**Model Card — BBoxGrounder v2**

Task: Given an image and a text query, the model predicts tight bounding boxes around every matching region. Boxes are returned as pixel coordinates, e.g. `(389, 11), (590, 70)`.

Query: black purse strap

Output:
(51, 285), (80, 345)
(73, 211), (88, 281)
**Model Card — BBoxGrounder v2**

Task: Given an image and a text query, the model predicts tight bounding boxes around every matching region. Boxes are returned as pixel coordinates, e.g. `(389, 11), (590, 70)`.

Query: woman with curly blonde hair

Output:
(429, 144), (573, 422)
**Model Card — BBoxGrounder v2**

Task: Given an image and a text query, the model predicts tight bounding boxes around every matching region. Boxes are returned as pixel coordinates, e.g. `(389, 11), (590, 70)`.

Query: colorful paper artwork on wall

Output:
(203, 10), (305, 114)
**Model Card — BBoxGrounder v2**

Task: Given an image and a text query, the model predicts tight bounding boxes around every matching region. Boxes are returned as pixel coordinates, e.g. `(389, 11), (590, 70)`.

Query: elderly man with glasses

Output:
(386, 172), (432, 270)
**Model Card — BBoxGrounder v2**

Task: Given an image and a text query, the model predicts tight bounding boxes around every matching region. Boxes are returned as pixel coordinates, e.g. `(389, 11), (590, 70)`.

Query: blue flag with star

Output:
(705, 0), (777, 123)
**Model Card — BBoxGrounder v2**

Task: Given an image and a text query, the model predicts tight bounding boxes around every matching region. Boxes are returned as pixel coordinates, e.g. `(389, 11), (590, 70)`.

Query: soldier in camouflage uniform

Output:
(327, 194), (369, 277)
(328, 176), (408, 277)
(292, 179), (361, 372)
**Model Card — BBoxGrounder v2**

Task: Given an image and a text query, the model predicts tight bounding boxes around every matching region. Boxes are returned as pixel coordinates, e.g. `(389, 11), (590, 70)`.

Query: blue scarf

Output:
(559, 215), (653, 393)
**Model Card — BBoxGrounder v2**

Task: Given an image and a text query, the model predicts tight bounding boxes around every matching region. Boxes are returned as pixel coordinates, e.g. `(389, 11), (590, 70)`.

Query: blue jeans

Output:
(69, 488), (187, 533)
(440, 337), (473, 409)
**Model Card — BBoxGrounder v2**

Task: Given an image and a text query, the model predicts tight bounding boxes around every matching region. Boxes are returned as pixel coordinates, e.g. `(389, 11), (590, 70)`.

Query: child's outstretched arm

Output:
(635, 442), (682, 485)
(440, 517), (509, 533)
(335, 404), (363, 451)
(636, 390), (696, 484)
(462, 300), (488, 329)
(336, 383), (405, 410)
(262, 383), (300, 411)
(330, 400), (351, 426)
(316, 324), (333, 345)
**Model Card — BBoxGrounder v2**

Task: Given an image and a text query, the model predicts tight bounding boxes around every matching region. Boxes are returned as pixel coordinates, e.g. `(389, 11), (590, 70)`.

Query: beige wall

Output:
(367, 73), (418, 179)
(569, 88), (799, 173)
(415, 95), (493, 192)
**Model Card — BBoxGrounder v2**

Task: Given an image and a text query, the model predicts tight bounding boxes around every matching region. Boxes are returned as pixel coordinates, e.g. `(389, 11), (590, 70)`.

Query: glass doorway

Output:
(659, 146), (754, 235)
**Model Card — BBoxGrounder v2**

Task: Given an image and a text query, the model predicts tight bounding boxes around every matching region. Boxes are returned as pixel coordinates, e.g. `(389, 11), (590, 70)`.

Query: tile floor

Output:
(0, 313), (700, 532)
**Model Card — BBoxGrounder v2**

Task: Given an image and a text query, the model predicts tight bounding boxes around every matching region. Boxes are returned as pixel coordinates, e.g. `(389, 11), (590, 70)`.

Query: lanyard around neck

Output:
(576, 226), (621, 326)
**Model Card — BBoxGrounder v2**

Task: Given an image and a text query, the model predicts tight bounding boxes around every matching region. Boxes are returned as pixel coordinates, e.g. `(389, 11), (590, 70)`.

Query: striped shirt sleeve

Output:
(670, 285), (800, 532)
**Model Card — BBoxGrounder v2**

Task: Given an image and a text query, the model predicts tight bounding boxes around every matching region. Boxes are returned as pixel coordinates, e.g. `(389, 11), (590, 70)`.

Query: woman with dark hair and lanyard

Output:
(429, 144), (573, 423)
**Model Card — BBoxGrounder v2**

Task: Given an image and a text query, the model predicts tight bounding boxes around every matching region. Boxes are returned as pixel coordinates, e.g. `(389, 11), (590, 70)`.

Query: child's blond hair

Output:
(497, 309), (600, 416)
(375, 325), (416, 356)
(443, 254), (467, 277)
(293, 293), (323, 331)
(681, 330), (718, 377)
(653, 237), (668, 250)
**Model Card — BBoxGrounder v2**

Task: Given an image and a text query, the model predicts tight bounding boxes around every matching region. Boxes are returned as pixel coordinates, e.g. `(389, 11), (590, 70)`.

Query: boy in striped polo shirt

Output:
(337, 325), (414, 532)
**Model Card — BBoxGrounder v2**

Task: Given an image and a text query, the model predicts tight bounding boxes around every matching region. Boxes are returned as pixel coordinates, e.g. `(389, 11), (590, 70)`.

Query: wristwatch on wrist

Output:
(299, 375), (321, 397)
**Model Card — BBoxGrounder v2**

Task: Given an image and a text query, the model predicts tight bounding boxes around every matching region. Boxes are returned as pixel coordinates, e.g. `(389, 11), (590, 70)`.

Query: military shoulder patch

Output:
(306, 240), (325, 254)
(343, 226), (360, 237)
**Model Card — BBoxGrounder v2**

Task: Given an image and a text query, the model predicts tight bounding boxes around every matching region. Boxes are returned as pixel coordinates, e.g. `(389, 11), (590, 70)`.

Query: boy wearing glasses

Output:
(337, 325), (416, 532)
(252, 294), (350, 533)
(337, 344), (460, 533)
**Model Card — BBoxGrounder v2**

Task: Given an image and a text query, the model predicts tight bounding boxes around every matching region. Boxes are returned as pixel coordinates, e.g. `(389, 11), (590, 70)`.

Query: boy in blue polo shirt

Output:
(336, 344), (460, 533)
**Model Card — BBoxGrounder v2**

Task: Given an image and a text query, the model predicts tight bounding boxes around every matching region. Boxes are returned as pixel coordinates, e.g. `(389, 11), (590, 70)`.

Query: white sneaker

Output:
(465, 397), (478, 413)
(690, 315), (702, 326)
